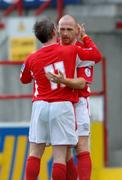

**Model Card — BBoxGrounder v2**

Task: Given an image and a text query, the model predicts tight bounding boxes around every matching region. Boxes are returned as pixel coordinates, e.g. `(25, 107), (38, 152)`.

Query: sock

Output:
(77, 151), (92, 180)
(25, 156), (40, 180)
(52, 163), (66, 180)
(66, 158), (78, 180)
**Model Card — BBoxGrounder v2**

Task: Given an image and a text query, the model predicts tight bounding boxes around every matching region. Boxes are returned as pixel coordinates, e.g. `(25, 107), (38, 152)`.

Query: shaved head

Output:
(58, 14), (79, 45)
(58, 14), (78, 26)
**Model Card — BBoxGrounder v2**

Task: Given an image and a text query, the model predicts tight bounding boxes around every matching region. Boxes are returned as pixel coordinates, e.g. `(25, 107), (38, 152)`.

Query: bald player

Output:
(57, 15), (102, 180)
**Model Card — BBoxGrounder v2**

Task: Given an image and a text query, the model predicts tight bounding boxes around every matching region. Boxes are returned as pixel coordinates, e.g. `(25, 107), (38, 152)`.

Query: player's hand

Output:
(46, 72), (55, 81)
(77, 23), (87, 39)
(46, 71), (65, 84)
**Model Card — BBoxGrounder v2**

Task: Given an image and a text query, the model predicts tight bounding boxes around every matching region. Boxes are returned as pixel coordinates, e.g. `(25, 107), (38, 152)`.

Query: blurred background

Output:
(0, 0), (122, 179)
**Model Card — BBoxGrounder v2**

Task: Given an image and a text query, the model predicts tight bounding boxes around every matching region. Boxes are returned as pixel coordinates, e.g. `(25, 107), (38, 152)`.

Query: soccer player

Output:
(57, 14), (102, 180)
(20, 17), (102, 180)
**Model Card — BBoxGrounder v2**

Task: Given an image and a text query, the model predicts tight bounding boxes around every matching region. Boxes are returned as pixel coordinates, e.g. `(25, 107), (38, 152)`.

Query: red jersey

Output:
(20, 43), (102, 102)
(75, 36), (101, 98)
(77, 66), (93, 97)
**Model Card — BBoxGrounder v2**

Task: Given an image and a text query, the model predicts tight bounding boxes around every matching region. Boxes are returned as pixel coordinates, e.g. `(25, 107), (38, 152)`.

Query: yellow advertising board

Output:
(9, 37), (36, 61)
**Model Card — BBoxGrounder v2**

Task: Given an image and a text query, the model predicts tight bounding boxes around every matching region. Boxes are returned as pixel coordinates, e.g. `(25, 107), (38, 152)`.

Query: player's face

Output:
(58, 20), (78, 45)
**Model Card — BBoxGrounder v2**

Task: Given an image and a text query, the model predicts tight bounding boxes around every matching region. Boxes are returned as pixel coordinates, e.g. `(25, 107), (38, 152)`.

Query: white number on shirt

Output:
(44, 61), (66, 90)
(34, 80), (38, 97)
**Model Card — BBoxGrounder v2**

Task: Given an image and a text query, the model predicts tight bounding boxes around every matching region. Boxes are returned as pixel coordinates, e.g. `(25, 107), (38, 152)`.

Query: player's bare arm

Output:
(46, 71), (86, 89)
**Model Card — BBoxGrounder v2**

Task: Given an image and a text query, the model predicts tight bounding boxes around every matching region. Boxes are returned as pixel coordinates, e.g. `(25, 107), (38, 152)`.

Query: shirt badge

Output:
(85, 68), (91, 77)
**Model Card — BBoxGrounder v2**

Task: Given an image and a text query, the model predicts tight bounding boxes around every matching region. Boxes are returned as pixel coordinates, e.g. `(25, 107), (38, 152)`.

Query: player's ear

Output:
(52, 30), (56, 36)
(52, 26), (57, 36)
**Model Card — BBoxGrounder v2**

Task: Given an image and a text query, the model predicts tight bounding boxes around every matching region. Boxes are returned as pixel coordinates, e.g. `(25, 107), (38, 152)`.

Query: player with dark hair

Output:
(20, 17), (102, 180)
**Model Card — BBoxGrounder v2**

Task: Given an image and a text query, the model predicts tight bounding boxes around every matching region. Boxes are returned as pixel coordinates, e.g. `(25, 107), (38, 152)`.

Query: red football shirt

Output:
(20, 42), (101, 102)
(77, 66), (93, 97)
(75, 36), (98, 98)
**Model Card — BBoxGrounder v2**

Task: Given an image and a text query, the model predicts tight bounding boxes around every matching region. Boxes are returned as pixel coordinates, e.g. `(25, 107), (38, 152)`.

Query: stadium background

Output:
(0, 0), (122, 179)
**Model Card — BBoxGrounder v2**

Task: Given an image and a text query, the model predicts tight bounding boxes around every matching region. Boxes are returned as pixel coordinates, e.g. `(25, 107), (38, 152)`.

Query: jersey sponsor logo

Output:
(85, 68), (91, 77)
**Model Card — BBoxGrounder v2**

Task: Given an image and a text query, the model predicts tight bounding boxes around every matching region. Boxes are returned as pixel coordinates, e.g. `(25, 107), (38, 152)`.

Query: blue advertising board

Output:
(0, 0), (81, 9)
(0, 125), (53, 180)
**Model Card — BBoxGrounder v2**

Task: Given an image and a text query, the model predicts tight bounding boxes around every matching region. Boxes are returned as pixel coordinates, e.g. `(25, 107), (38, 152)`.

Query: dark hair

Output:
(33, 17), (55, 43)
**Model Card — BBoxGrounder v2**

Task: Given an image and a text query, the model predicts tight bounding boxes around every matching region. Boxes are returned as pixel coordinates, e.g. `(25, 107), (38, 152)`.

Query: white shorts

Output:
(75, 97), (91, 136)
(29, 100), (78, 146)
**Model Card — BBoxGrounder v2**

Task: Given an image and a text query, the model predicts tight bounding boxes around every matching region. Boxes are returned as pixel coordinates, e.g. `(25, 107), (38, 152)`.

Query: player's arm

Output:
(76, 44), (102, 64)
(82, 35), (102, 63)
(77, 24), (102, 63)
(60, 77), (86, 89)
(20, 57), (32, 84)
(46, 71), (86, 89)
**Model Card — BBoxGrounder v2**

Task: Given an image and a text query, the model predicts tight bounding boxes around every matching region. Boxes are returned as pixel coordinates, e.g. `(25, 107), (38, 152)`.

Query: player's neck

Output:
(43, 36), (57, 47)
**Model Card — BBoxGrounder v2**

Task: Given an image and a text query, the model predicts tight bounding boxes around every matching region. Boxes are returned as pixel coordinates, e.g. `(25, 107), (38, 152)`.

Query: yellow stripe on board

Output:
(12, 136), (28, 180)
(99, 168), (122, 180)
(38, 146), (52, 180)
(91, 121), (104, 169)
(0, 136), (15, 179)
(91, 121), (106, 180)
